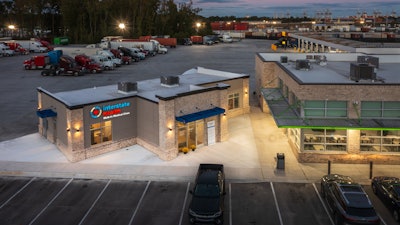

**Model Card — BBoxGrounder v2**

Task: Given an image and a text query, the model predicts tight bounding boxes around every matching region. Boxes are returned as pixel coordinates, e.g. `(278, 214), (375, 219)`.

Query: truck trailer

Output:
(16, 40), (47, 53)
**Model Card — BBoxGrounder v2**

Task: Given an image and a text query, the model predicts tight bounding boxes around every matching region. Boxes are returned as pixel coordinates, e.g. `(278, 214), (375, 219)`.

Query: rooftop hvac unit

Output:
(295, 59), (311, 70)
(357, 56), (379, 68)
(350, 63), (376, 82)
(280, 56), (288, 63)
(118, 81), (137, 93)
(160, 75), (179, 86)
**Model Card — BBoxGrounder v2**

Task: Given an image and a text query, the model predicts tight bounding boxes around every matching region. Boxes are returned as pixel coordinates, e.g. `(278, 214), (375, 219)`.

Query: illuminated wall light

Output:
(66, 128), (70, 132)
(168, 127), (173, 132)
(75, 128), (80, 132)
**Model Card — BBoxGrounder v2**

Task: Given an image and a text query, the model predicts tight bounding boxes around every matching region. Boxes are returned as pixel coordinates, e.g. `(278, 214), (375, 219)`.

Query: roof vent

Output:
(350, 63), (376, 82)
(295, 59), (311, 70)
(280, 56), (288, 63)
(160, 75), (179, 87)
(357, 56), (379, 68)
(118, 81), (137, 94)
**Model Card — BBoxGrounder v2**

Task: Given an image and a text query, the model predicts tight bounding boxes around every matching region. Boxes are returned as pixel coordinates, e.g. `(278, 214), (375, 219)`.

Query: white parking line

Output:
(178, 182), (190, 225)
(0, 177), (36, 210)
(312, 183), (334, 225)
(127, 180), (151, 225)
(229, 183), (232, 225)
(270, 182), (284, 225)
(78, 179), (112, 225)
(28, 178), (73, 225)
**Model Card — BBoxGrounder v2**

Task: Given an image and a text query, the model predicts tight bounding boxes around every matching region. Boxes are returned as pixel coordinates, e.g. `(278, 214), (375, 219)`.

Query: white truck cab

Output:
(90, 54), (115, 70)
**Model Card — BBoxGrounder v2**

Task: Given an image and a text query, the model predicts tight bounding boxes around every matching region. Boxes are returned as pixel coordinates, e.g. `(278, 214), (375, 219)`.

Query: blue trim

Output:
(36, 109), (57, 118)
(176, 107), (225, 123)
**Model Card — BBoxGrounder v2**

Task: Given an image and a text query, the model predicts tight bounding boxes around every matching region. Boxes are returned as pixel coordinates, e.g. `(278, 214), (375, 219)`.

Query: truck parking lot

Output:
(0, 177), (397, 225)
(0, 39), (265, 142)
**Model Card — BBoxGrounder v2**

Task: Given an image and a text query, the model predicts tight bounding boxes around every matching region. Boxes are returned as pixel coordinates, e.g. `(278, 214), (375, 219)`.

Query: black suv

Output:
(188, 164), (225, 224)
(321, 174), (381, 225)
(371, 176), (400, 222)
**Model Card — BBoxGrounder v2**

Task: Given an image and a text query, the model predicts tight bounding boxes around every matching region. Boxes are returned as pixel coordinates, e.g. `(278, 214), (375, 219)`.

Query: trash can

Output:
(277, 153), (285, 169)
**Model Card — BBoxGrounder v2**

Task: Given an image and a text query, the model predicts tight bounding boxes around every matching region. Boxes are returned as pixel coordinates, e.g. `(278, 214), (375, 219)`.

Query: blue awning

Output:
(36, 109), (57, 118)
(176, 107), (225, 123)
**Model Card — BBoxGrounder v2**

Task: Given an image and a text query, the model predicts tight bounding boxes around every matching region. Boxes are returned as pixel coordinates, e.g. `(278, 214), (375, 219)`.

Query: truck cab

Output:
(189, 164), (225, 224)
(0, 43), (15, 56)
(24, 55), (50, 70)
(90, 54), (115, 70)
(75, 54), (103, 73)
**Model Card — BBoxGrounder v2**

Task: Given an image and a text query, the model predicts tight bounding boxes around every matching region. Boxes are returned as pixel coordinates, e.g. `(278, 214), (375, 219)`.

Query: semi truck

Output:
(97, 49), (122, 67)
(41, 55), (85, 76)
(100, 40), (158, 56)
(0, 43), (15, 56)
(24, 55), (50, 69)
(16, 40), (48, 53)
(74, 54), (103, 73)
(109, 48), (132, 65)
(188, 164), (225, 225)
(5, 42), (28, 55)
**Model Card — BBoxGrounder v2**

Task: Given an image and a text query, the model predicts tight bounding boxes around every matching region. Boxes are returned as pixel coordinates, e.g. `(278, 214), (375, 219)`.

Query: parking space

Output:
(0, 177), (397, 225)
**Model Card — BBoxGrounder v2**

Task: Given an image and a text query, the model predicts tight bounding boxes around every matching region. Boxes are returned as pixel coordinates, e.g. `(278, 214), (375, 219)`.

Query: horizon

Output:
(188, 0), (400, 18)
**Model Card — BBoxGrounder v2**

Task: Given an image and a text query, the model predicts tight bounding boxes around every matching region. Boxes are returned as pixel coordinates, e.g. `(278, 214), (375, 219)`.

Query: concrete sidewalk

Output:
(0, 107), (398, 184)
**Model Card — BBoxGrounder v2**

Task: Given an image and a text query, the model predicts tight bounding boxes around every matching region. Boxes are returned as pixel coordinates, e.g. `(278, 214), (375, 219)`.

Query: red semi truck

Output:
(24, 55), (50, 70)
(74, 54), (103, 74)
(6, 42), (29, 55)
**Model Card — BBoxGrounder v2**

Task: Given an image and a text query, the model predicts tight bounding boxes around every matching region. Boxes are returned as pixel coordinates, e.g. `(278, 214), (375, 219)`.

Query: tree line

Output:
(0, 0), (210, 43)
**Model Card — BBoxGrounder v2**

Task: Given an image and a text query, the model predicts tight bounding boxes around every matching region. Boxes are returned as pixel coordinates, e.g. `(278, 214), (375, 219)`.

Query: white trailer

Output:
(54, 46), (102, 57)
(16, 40), (47, 53)
(101, 41), (157, 56)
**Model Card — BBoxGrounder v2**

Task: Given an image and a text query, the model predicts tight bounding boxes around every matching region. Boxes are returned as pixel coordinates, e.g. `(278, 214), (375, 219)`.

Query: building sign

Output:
(90, 102), (131, 119)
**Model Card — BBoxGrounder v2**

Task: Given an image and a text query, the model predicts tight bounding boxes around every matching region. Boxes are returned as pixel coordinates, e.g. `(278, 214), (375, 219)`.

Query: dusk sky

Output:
(187, 0), (400, 18)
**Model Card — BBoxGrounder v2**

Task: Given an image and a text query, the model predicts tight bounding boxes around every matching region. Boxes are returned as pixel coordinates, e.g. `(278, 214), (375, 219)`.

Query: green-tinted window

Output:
(304, 100), (347, 118)
(361, 101), (400, 118)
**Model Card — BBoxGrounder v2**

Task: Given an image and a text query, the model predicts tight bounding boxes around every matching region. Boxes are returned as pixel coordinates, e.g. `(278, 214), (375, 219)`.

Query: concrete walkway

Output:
(0, 108), (398, 184)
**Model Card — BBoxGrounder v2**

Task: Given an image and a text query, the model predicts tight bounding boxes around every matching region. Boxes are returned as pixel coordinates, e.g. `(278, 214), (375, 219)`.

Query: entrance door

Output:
(177, 120), (205, 149)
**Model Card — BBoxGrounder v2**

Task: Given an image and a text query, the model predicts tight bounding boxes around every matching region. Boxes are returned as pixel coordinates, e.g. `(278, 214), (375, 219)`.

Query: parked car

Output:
(188, 164), (225, 225)
(321, 174), (381, 225)
(372, 176), (400, 222)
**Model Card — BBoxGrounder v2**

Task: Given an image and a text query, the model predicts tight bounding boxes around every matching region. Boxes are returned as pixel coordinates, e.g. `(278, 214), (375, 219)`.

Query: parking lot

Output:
(0, 177), (398, 225)
(0, 39), (267, 142)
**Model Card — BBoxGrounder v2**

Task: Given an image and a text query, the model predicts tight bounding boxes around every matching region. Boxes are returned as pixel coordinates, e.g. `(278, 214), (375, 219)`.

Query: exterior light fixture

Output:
(66, 128), (70, 132)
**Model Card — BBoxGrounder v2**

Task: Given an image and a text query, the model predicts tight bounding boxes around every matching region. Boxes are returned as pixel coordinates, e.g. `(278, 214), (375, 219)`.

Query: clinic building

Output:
(255, 53), (400, 164)
(37, 67), (250, 162)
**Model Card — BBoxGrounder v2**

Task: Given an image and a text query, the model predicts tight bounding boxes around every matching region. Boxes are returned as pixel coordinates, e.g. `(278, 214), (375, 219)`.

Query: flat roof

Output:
(38, 67), (249, 108)
(258, 53), (400, 84)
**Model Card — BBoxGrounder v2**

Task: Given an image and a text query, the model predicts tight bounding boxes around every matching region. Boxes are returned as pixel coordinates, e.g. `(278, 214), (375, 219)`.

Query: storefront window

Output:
(360, 130), (400, 152)
(303, 100), (347, 118)
(288, 128), (301, 149)
(228, 93), (239, 110)
(303, 128), (347, 151)
(177, 120), (205, 151)
(361, 101), (400, 118)
(90, 121), (112, 145)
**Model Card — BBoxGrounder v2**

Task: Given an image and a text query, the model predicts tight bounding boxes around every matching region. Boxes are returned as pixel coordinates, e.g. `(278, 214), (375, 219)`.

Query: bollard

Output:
(369, 161), (373, 179)
(328, 160), (331, 175)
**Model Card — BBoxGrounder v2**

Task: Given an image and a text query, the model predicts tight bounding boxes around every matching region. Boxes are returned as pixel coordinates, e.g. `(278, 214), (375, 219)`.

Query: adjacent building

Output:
(37, 67), (250, 162)
(255, 52), (400, 164)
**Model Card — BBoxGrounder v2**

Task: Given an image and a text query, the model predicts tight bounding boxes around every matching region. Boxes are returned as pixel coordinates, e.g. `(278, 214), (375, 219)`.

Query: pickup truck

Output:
(188, 164), (225, 224)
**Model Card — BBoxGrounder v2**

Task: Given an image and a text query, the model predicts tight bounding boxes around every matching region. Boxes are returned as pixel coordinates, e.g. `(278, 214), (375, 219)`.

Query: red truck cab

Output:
(7, 42), (29, 55)
(24, 55), (50, 70)
(110, 48), (132, 65)
(74, 54), (103, 73)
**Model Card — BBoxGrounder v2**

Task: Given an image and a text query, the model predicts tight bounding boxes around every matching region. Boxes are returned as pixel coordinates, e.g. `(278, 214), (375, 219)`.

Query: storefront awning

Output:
(176, 107), (225, 123)
(36, 109), (57, 118)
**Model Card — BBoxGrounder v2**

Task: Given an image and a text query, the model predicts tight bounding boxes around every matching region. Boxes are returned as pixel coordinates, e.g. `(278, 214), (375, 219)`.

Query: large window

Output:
(228, 93), (240, 110)
(360, 130), (400, 152)
(361, 101), (400, 118)
(303, 100), (347, 118)
(303, 128), (347, 151)
(90, 121), (112, 145)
